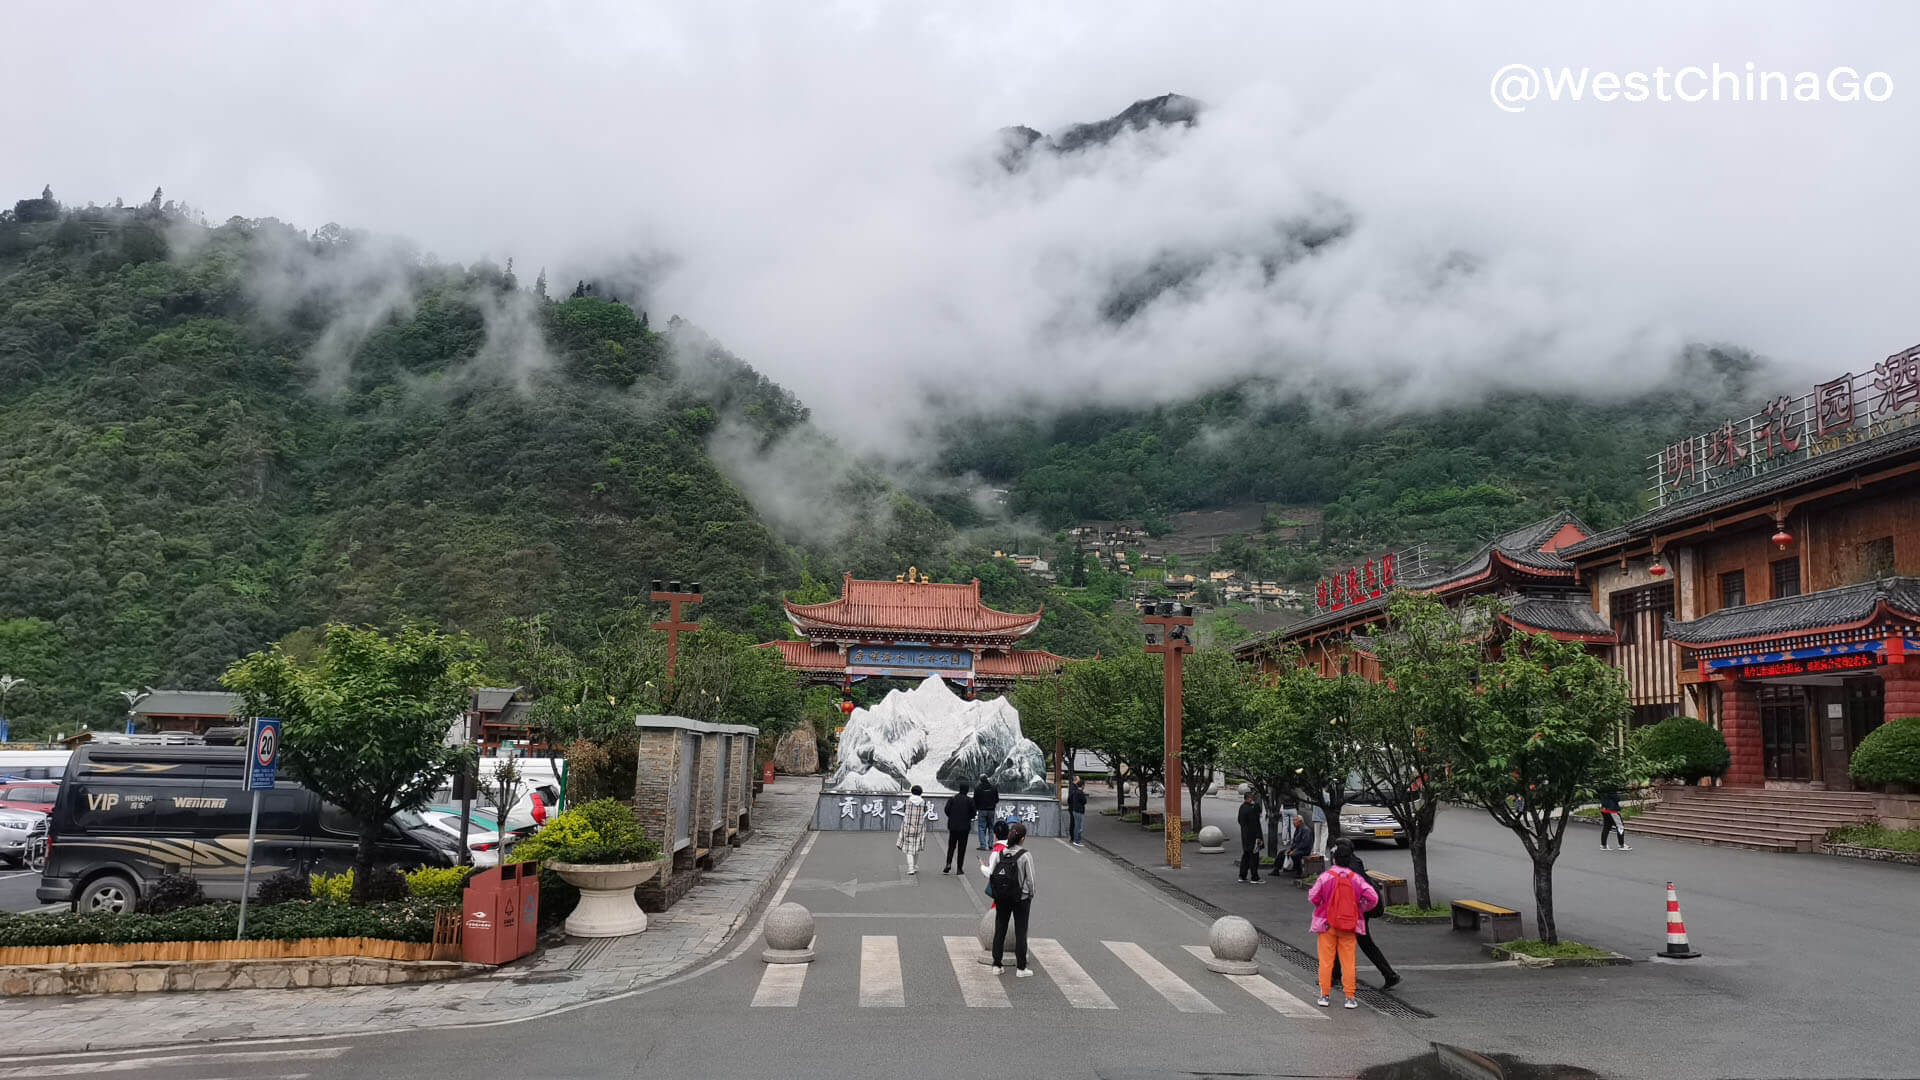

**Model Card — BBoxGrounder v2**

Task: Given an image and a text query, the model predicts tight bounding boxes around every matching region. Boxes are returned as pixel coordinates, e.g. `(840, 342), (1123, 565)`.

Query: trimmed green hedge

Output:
(0, 899), (444, 948)
(509, 799), (659, 865)
(1850, 716), (1920, 788)
(1634, 717), (1730, 783)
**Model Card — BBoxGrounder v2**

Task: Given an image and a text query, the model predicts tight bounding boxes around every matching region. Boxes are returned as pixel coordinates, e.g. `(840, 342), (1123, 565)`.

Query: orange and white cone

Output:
(1662, 881), (1700, 959)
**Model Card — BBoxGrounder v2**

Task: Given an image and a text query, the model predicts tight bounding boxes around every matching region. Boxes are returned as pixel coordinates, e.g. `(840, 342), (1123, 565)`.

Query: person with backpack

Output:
(1327, 842), (1401, 991)
(896, 785), (927, 875)
(1598, 790), (1632, 850)
(973, 777), (1000, 850)
(983, 822), (1036, 976)
(942, 783), (976, 874)
(1065, 775), (1088, 846)
(1307, 836), (1380, 1009)
(1236, 788), (1263, 883)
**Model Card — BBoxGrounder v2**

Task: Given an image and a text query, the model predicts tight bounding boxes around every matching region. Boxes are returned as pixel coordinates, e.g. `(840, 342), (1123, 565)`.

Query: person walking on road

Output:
(896, 785), (927, 874)
(984, 822), (1036, 976)
(942, 783), (976, 874)
(1284, 814), (1313, 877)
(973, 777), (1000, 850)
(1599, 790), (1632, 850)
(1236, 788), (1264, 883)
(1328, 843), (1401, 991)
(1308, 836), (1379, 1009)
(1066, 775), (1088, 846)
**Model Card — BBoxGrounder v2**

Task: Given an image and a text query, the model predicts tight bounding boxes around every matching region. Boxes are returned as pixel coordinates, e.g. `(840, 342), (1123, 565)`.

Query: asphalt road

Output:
(0, 868), (48, 912)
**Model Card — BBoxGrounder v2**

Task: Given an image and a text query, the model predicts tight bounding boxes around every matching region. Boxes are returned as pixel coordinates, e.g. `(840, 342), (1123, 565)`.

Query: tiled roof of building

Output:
(1561, 424), (1920, 559)
(786, 575), (1042, 637)
(1503, 594), (1616, 640)
(130, 690), (240, 718)
(1665, 577), (1920, 645)
(473, 687), (521, 712)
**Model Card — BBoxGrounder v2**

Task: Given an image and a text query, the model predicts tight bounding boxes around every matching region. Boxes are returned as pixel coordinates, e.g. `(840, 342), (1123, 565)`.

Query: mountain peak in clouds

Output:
(1000, 92), (1202, 168)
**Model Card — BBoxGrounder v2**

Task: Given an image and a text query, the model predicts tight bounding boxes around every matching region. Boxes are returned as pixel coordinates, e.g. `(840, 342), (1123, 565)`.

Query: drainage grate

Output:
(565, 937), (616, 972)
(1083, 839), (1434, 1020)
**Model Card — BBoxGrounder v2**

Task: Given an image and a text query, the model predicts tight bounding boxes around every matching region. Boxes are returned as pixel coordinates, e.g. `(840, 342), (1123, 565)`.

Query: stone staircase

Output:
(1629, 787), (1880, 852)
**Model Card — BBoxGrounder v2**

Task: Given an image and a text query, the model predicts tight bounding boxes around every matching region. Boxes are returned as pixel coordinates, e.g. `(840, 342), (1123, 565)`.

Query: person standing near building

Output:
(1236, 788), (1264, 883)
(941, 783), (976, 874)
(1328, 842), (1401, 991)
(984, 822), (1036, 976)
(1310, 802), (1329, 857)
(1307, 837), (1379, 1009)
(896, 785), (927, 875)
(1599, 790), (1632, 850)
(1066, 775), (1088, 846)
(1285, 814), (1314, 878)
(973, 776), (1000, 851)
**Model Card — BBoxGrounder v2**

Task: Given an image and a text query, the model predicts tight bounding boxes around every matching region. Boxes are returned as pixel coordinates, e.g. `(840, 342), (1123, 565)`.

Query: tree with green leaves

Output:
(1255, 658), (1364, 845)
(223, 624), (481, 903)
(1175, 647), (1253, 830)
(1062, 651), (1162, 815)
(1453, 631), (1634, 945)
(1354, 591), (1485, 907)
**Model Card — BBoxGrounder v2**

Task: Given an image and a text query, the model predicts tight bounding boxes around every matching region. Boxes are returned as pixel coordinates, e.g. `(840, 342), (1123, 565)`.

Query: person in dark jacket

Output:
(1328, 842), (1401, 991)
(1599, 790), (1632, 850)
(1065, 775), (1088, 846)
(1285, 814), (1314, 877)
(973, 778), (1000, 850)
(942, 784), (976, 874)
(1236, 788), (1264, 883)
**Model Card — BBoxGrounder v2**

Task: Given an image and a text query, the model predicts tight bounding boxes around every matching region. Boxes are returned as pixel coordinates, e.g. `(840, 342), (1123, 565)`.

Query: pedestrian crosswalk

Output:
(749, 934), (1324, 1019)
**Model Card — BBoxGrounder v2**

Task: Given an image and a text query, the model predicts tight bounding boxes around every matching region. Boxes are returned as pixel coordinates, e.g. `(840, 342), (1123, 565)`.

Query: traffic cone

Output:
(1661, 881), (1700, 959)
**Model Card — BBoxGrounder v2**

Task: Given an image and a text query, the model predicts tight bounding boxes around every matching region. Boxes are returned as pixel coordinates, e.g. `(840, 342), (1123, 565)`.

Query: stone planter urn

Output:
(547, 859), (664, 937)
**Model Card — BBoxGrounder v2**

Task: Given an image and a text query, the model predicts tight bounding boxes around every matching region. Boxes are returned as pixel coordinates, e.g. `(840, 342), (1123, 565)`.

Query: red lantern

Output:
(1649, 560), (1667, 577)
(1772, 528), (1794, 550)
(838, 699), (856, 716)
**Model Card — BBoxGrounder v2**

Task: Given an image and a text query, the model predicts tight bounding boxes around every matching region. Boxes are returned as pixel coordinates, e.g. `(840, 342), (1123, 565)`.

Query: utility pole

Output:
(649, 579), (704, 686)
(1144, 601), (1194, 869)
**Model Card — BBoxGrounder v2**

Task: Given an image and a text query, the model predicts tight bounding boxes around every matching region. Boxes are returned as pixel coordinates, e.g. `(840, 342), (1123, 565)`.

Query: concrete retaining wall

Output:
(0, 956), (485, 996)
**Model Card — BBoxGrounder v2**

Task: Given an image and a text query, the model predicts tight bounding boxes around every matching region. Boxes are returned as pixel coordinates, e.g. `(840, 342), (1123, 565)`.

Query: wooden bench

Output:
(1366, 871), (1409, 908)
(1139, 810), (1164, 829)
(1450, 899), (1522, 943)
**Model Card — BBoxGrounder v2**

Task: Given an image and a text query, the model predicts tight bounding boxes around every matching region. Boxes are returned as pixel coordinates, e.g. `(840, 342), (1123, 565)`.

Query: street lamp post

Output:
(1144, 601), (1194, 869)
(649, 579), (705, 686)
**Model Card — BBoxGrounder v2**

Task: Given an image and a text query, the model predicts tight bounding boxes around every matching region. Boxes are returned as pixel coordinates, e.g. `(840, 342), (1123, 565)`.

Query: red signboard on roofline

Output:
(1733, 652), (1883, 679)
(1315, 552), (1395, 613)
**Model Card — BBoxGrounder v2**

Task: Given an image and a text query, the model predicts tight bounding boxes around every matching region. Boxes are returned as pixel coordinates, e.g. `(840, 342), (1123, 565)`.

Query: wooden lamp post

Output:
(1144, 600), (1194, 869)
(650, 579), (704, 685)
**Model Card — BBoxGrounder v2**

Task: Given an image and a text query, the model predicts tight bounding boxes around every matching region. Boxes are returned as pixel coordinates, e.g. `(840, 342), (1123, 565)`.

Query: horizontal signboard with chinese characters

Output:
(1314, 553), (1397, 613)
(1732, 652), (1884, 679)
(846, 646), (973, 676)
(1705, 640), (1887, 670)
(1649, 345), (1920, 509)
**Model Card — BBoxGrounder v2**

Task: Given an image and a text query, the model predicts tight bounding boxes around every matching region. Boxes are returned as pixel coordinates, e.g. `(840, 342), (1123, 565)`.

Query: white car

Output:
(0, 806), (48, 869)
(416, 810), (517, 867)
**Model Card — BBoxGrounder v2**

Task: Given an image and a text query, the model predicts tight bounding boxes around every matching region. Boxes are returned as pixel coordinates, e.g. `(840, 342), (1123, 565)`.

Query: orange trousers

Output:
(1317, 929), (1357, 998)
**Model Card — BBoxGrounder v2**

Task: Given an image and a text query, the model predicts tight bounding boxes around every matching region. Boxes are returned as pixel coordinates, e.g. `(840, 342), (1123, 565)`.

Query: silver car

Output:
(0, 806), (48, 870)
(1339, 805), (1409, 847)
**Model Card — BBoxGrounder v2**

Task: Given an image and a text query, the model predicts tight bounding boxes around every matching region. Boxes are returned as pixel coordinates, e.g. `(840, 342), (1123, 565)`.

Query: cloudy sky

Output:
(7, 2), (1917, 448)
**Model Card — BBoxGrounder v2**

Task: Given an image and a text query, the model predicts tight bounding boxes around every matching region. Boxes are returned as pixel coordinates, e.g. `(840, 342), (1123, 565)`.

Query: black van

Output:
(38, 745), (457, 913)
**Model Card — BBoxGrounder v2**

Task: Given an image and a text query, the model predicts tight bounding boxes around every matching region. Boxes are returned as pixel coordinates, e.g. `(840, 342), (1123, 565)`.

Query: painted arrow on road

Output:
(789, 877), (915, 898)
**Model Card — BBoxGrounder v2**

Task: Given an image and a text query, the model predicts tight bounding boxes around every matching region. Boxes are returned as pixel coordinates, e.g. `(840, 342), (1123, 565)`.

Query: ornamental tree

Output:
(1232, 656), (1363, 849)
(1176, 647), (1255, 831)
(224, 624), (481, 903)
(1062, 652), (1163, 815)
(1454, 631), (1634, 945)
(1355, 592), (1485, 908)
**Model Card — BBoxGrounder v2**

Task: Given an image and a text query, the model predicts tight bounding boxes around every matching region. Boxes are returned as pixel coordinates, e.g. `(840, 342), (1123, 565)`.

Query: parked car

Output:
(1339, 804), (1410, 847)
(0, 806), (47, 869)
(37, 744), (457, 914)
(0, 782), (59, 815)
(417, 807), (534, 867)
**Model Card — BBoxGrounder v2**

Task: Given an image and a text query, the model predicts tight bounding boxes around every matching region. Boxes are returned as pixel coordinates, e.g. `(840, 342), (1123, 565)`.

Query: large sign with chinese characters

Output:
(1314, 552), (1397, 614)
(845, 646), (973, 677)
(1650, 345), (1920, 509)
(811, 793), (1063, 835)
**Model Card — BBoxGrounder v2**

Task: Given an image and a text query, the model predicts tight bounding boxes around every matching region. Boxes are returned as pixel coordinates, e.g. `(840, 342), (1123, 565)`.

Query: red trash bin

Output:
(462, 865), (507, 964)
(763, 762), (775, 785)
(515, 861), (540, 956)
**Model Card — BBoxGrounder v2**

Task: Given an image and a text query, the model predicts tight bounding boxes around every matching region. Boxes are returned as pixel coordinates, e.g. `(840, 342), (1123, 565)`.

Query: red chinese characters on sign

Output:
(1815, 375), (1855, 436)
(1662, 440), (1698, 485)
(1329, 572), (1346, 610)
(1382, 552), (1396, 589)
(1705, 420), (1745, 471)
(1362, 558), (1379, 597)
(1753, 396), (1801, 459)
(1874, 346), (1920, 418)
(1315, 579), (1329, 610)
(1318, 553), (1399, 612)
(1346, 567), (1362, 606)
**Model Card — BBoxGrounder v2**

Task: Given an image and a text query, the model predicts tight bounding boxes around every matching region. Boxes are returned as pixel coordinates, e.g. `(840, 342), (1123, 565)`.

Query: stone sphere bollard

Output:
(1195, 825), (1227, 854)
(976, 906), (998, 965)
(761, 902), (816, 964)
(1204, 915), (1260, 975)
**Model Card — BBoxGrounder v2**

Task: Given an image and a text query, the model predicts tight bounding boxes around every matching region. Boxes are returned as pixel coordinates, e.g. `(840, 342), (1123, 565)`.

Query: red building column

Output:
(1719, 680), (1764, 787)
(1882, 663), (1920, 723)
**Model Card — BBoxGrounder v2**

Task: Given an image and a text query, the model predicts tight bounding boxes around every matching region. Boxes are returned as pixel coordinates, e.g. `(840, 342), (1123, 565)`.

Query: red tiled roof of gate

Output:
(785, 575), (1043, 636)
(757, 640), (1069, 676)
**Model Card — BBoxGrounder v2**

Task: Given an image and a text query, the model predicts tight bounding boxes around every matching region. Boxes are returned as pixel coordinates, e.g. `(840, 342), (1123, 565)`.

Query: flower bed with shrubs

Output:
(0, 897), (446, 949)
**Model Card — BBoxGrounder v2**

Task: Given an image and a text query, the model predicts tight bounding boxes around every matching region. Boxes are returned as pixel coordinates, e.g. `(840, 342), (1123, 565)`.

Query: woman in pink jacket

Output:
(1306, 838), (1379, 1009)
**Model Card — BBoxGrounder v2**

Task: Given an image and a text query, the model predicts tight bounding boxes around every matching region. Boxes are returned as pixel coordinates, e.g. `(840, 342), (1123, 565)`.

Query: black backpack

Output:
(989, 848), (1025, 903)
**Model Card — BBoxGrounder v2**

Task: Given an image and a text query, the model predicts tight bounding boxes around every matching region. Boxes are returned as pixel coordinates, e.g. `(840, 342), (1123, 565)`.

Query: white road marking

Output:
(750, 962), (808, 1007)
(1182, 945), (1324, 1019)
(1029, 938), (1115, 1009)
(0, 1049), (342, 1077)
(943, 935), (1010, 1008)
(1104, 940), (1220, 1013)
(860, 935), (905, 1007)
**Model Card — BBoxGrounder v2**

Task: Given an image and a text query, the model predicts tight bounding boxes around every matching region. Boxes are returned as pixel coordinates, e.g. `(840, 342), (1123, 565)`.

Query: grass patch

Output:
(1120, 812), (1142, 823)
(1574, 805), (1644, 821)
(1499, 938), (1614, 959)
(1384, 904), (1451, 919)
(1099, 808), (1124, 817)
(1829, 824), (1920, 853)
